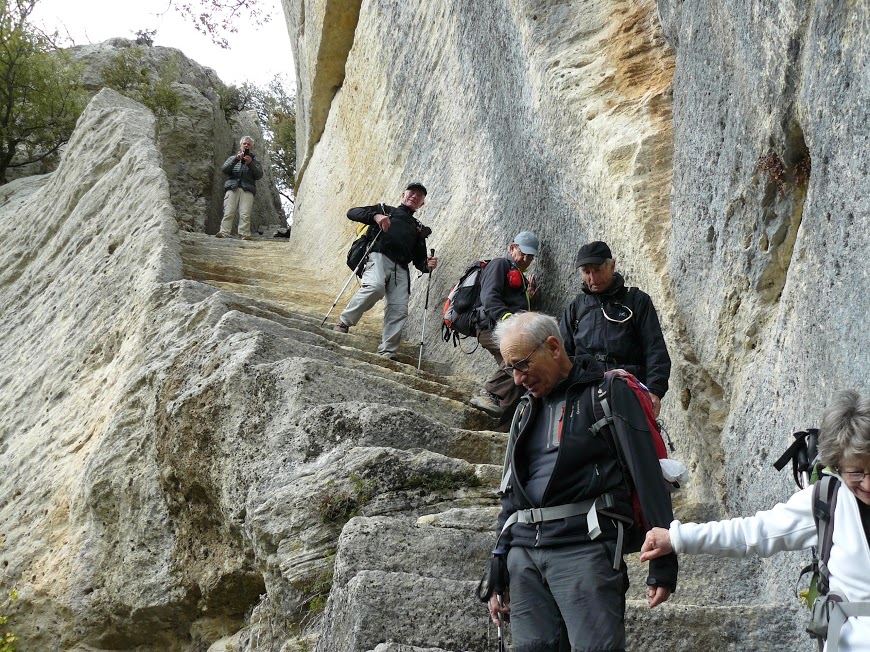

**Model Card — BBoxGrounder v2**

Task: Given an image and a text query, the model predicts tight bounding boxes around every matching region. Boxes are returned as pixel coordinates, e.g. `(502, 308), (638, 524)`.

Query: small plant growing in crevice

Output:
(100, 46), (182, 116)
(317, 473), (377, 524)
(793, 151), (812, 188)
(405, 468), (482, 493)
(756, 149), (787, 192)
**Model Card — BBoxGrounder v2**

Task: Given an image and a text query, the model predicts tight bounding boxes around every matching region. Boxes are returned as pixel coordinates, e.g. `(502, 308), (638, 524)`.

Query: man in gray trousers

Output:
(333, 183), (438, 359)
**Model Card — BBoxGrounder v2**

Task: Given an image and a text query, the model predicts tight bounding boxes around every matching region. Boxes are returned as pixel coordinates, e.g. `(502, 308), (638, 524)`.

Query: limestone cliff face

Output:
(1, 2), (868, 651)
(282, 0), (868, 645)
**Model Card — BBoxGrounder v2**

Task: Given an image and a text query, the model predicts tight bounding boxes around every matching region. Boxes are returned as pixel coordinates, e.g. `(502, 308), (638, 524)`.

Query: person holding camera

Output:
(216, 136), (264, 240)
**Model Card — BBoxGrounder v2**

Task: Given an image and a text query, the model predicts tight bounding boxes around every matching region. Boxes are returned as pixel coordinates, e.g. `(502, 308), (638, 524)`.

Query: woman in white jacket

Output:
(640, 390), (870, 652)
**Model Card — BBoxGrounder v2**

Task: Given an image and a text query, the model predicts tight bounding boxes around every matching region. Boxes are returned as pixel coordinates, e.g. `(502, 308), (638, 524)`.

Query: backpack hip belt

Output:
(498, 493), (632, 570)
(808, 592), (870, 652)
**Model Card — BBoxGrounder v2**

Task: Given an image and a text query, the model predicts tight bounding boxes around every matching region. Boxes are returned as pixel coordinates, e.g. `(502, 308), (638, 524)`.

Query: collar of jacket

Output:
(394, 204), (416, 217)
(580, 271), (626, 297)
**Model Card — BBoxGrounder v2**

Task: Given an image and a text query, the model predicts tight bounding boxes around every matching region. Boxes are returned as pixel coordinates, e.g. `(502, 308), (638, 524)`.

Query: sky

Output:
(30, 0), (296, 89)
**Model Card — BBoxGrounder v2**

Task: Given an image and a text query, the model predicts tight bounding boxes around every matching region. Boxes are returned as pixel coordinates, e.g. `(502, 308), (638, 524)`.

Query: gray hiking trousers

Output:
(507, 542), (628, 652)
(339, 252), (410, 355)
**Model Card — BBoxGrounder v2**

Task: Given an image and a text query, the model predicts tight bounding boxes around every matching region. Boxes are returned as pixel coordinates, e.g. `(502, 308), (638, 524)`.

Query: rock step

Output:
(318, 511), (802, 652)
(318, 568), (807, 652)
(180, 233), (471, 388)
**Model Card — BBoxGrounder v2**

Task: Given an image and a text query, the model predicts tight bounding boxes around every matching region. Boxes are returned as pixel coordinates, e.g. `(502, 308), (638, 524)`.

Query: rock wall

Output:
(69, 38), (286, 234)
(280, 0), (869, 647)
(0, 1), (867, 650)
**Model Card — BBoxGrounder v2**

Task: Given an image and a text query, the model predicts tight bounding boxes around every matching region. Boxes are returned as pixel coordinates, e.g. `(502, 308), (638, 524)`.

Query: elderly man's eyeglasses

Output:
(504, 341), (546, 375)
(840, 469), (870, 482)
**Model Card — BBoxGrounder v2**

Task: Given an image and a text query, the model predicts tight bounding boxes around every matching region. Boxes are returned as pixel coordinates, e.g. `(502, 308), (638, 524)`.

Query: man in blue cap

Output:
(470, 231), (540, 419)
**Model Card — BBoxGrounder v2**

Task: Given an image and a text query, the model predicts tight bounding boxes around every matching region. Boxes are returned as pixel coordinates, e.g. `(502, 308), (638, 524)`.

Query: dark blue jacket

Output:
(559, 273), (670, 398)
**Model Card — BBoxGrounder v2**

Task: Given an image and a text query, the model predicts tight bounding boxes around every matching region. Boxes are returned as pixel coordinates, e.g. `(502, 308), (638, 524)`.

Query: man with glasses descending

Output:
(483, 312), (677, 652)
(559, 240), (671, 417)
(470, 231), (541, 422)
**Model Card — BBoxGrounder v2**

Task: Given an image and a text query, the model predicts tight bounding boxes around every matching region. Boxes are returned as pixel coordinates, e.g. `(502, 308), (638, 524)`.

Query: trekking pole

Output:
(417, 248), (435, 370)
(321, 230), (382, 327)
(496, 594), (506, 652)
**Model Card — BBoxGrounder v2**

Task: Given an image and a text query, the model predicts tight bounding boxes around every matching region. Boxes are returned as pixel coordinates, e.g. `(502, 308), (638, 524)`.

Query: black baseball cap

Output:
(406, 182), (427, 196)
(574, 241), (612, 267)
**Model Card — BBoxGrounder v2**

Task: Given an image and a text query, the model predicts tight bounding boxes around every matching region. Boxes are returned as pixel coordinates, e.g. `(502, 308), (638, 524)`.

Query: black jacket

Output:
(478, 257), (531, 330)
(497, 356), (678, 590)
(221, 155), (264, 194)
(559, 273), (670, 398)
(347, 203), (431, 274)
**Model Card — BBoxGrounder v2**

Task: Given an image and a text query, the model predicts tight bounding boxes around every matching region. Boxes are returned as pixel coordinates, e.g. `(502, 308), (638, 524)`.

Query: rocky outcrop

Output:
(1, 1), (867, 650)
(69, 38), (285, 234)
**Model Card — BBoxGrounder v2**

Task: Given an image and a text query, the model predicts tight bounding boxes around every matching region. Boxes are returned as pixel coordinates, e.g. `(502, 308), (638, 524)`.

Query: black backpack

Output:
(346, 225), (377, 277)
(441, 260), (490, 345)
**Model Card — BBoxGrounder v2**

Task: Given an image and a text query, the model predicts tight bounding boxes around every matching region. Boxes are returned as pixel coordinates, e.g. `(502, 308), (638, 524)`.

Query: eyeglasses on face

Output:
(504, 340), (546, 375)
(840, 469), (870, 482)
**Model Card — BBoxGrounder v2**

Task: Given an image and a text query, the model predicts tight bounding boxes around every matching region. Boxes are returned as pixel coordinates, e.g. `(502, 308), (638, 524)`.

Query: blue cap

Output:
(512, 231), (540, 256)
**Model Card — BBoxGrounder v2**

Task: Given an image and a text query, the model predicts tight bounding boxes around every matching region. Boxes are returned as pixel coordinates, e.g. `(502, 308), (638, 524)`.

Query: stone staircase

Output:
(180, 233), (811, 652)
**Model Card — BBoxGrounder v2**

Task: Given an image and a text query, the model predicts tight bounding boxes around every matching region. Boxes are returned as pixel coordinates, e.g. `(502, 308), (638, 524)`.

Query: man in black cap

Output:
(333, 183), (438, 359)
(559, 241), (670, 416)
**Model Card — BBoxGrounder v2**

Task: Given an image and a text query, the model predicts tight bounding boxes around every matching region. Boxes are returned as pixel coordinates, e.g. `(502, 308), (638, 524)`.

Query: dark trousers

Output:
(478, 328), (524, 418)
(506, 543), (628, 652)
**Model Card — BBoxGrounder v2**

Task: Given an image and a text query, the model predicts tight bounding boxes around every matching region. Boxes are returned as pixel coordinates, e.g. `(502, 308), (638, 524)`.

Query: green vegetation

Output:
(0, 0), (87, 183)
(100, 46), (182, 116)
(318, 473), (377, 524)
(405, 467), (482, 493)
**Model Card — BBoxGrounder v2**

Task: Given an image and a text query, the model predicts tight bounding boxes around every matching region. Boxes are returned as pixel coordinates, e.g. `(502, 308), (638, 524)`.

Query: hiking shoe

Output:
(379, 351), (397, 360)
(215, 231), (227, 238)
(242, 235), (253, 241)
(333, 321), (349, 334)
(470, 392), (503, 417)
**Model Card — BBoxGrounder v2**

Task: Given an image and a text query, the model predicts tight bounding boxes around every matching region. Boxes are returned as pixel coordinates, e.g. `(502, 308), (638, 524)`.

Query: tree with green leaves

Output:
(0, 0), (87, 183)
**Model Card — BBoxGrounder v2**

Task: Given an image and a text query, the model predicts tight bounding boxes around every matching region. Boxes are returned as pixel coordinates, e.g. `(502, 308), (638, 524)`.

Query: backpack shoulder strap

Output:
(497, 395), (534, 494)
(813, 474), (840, 596)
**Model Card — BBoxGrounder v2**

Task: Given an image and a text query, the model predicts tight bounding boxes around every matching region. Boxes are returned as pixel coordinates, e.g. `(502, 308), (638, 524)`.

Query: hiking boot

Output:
(333, 321), (349, 334)
(470, 392), (503, 417)
(215, 231), (227, 238)
(242, 235), (253, 241)
(379, 351), (397, 360)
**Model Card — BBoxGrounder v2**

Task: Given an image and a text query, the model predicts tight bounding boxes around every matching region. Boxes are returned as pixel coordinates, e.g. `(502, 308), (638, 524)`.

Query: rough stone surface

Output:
(1, 2), (868, 651)
(276, 0), (869, 649)
(69, 38), (285, 234)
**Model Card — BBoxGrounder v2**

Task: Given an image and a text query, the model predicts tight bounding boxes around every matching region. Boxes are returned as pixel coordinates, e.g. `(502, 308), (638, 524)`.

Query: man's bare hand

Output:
(646, 585), (671, 608)
(487, 592), (510, 626)
(374, 214), (391, 232)
(649, 393), (661, 418)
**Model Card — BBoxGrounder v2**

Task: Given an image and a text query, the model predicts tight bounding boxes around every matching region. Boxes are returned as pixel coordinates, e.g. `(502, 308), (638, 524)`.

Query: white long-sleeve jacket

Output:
(671, 480), (870, 652)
